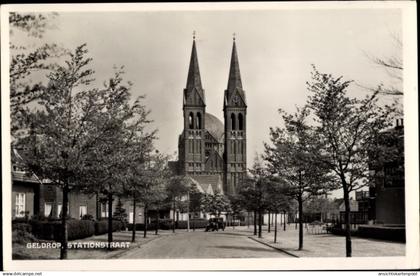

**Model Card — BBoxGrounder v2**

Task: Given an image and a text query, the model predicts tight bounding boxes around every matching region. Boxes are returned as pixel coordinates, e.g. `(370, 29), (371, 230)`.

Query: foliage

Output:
(9, 12), (64, 136)
(30, 219), (95, 241)
(201, 191), (231, 217)
(94, 220), (124, 236)
(305, 65), (396, 257)
(113, 198), (128, 228)
(264, 106), (334, 203)
(306, 65), (395, 196)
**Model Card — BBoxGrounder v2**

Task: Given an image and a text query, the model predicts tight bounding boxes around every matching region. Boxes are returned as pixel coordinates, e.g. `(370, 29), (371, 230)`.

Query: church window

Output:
(231, 113), (236, 130)
(188, 112), (194, 129)
(196, 112), (202, 129)
(238, 113), (244, 130)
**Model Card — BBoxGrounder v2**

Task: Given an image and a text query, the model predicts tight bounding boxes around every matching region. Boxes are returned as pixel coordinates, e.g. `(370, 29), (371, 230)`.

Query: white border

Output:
(1, 1), (418, 271)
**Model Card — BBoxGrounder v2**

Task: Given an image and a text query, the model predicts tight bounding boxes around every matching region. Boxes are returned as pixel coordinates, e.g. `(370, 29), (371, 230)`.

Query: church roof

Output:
(205, 113), (224, 142)
(190, 174), (223, 195)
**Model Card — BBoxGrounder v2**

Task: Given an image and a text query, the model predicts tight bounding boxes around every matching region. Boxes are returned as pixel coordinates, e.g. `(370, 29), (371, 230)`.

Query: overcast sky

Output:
(12, 7), (402, 197)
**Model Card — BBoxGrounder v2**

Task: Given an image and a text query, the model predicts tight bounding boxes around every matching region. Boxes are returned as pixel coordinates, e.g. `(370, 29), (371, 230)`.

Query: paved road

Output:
(119, 229), (290, 259)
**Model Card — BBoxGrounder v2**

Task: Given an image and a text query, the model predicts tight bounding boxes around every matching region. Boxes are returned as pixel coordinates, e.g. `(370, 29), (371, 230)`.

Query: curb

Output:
(248, 236), (299, 258)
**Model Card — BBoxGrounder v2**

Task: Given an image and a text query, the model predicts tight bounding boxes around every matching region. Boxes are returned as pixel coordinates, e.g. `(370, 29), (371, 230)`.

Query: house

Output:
(369, 119), (405, 226)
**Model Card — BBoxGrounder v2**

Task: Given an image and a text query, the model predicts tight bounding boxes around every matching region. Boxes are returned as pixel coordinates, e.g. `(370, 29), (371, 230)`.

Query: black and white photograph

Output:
(1, 2), (418, 271)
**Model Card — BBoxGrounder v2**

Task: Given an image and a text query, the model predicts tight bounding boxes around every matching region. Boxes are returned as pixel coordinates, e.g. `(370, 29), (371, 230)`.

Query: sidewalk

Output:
(13, 229), (176, 260)
(233, 224), (405, 258)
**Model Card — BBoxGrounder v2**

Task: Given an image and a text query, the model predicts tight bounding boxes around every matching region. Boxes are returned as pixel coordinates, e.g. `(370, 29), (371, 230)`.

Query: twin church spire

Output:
(185, 34), (244, 106)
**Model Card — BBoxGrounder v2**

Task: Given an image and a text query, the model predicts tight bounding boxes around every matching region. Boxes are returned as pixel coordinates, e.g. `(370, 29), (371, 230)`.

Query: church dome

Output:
(205, 113), (224, 142)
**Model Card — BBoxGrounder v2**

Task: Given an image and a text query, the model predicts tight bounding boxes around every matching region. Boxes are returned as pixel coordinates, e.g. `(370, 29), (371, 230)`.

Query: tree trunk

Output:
(60, 183), (69, 259)
(172, 199), (176, 233)
(247, 212), (250, 228)
(283, 210), (287, 231)
(258, 210), (262, 238)
(298, 195), (303, 250)
(253, 210), (257, 235)
(343, 184), (352, 257)
(233, 214), (235, 230)
(132, 196), (136, 242)
(143, 204), (148, 238)
(155, 207), (159, 235)
(268, 211), (271, 233)
(107, 192), (113, 250)
(271, 213), (274, 227)
(274, 212), (278, 243)
(187, 192), (190, 232)
(96, 192), (100, 220)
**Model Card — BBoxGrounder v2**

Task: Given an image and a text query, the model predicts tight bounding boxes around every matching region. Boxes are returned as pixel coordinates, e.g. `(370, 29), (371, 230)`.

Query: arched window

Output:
(188, 112), (194, 129)
(231, 113), (236, 130)
(196, 112), (202, 129)
(238, 113), (244, 130)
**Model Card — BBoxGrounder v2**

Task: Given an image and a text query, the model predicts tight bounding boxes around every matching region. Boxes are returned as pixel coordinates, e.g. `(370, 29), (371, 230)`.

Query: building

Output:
(369, 119), (405, 226)
(171, 37), (247, 195)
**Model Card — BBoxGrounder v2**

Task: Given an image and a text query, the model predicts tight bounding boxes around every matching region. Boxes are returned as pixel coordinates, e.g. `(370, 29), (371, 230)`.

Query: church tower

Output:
(223, 38), (247, 195)
(179, 36), (206, 175)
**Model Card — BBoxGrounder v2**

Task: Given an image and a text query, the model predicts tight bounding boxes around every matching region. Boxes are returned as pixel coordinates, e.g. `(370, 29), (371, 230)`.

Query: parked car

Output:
(205, 218), (225, 232)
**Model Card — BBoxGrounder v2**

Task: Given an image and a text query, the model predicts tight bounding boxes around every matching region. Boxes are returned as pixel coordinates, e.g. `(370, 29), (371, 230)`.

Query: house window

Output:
(15, 193), (25, 218)
(57, 204), (62, 218)
(101, 203), (109, 218)
(44, 202), (53, 217)
(79, 205), (87, 218)
(57, 203), (69, 218)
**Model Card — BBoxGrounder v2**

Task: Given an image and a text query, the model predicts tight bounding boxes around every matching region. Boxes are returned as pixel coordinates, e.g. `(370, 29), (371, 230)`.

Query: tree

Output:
(20, 44), (107, 259)
(201, 192), (231, 220)
(264, 106), (334, 250)
(9, 12), (64, 136)
(166, 176), (190, 233)
(189, 184), (203, 231)
(264, 177), (292, 242)
(141, 153), (171, 238)
(365, 33), (403, 97)
(247, 158), (272, 239)
(306, 65), (395, 257)
(226, 194), (242, 229)
(80, 66), (154, 248)
(113, 198), (128, 230)
(237, 176), (259, 236)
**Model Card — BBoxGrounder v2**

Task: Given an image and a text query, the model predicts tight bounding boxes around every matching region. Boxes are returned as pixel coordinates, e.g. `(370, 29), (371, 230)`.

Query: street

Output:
(119, 229), (291, 259)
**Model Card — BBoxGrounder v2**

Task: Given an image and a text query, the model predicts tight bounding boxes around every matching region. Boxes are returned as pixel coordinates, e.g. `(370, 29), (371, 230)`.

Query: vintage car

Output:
(205, 217), (225, 232)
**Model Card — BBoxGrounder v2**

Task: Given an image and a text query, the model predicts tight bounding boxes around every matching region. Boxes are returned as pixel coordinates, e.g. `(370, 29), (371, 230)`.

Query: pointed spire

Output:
(227, 37), (242, 92)
(186, 35), (202, 90)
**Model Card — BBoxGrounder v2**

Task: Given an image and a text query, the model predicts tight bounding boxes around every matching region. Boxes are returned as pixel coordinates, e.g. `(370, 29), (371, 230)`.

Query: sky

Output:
(11, 7), (402, 198)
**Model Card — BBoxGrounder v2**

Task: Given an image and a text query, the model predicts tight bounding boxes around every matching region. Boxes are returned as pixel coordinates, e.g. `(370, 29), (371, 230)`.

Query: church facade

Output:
(172, 37), (247, 195)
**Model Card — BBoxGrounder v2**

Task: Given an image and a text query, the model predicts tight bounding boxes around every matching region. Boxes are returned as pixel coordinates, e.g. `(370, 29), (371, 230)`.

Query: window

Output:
(101, 203), (109, 218)
(238, 113), (244, 130)
(15, 193), (25, 217)
(196, 112), (202, 129)
(57, 204), (62, 218)
(57, 203), (69, 218)
(231, 113), (236, 130)
(44, 202), (53, 217)
(188, 112), (194, 129)
(79, 205), (87, 218)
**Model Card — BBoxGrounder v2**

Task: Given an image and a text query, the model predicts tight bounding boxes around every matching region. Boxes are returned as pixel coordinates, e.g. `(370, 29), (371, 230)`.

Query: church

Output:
(170, 36), (247, 195)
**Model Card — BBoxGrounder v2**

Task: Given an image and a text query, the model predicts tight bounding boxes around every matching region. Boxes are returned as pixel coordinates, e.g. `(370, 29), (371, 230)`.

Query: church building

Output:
(171, 36), (247, 195)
